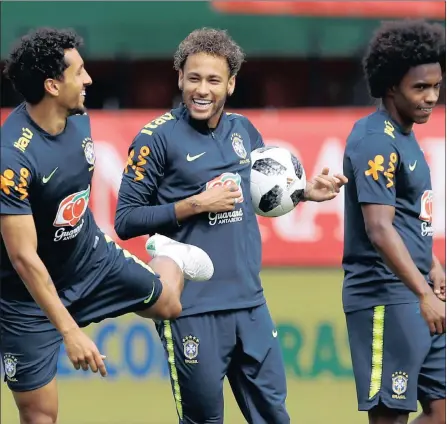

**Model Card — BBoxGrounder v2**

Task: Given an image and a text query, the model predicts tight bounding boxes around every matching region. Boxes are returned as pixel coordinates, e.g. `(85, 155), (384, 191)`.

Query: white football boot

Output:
(146, 234), (214, 281)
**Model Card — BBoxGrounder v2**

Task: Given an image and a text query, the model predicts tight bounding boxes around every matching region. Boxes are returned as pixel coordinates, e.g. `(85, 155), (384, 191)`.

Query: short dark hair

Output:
(363, 20), (445, 99)
(174, 27), (245, 77)
(4, 27), (83, 104)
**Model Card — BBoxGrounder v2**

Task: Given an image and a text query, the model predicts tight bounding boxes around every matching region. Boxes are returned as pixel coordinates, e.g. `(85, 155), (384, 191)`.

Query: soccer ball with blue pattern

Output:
(250, 146), (306, 217)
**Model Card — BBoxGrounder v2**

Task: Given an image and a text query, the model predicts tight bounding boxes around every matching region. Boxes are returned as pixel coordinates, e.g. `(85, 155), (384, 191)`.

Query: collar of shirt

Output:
(177, 103), (229, 138)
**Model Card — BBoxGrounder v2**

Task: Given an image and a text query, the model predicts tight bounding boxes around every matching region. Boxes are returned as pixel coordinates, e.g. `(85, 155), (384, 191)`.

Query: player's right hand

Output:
(196, 185), (242, 213)
(419, 292), (446, 335)
(63, 327), (108, 377)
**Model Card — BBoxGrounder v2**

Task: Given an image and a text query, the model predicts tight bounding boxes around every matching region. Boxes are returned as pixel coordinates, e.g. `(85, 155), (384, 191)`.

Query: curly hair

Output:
(363, 20), (445, 99)
(4, 27), (83, 104)
(174, 28), (245, 77)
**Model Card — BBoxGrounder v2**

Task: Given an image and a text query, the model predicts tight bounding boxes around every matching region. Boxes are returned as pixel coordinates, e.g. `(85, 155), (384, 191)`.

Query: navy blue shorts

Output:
(346, 303), (446, 412)
(0, 237), (162, 392)
(156, 303), (289, 424)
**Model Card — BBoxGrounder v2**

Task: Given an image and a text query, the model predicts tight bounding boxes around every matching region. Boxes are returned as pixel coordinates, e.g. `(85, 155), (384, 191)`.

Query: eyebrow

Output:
(413, 79), (443, 85)
(187, 72), (222, 79)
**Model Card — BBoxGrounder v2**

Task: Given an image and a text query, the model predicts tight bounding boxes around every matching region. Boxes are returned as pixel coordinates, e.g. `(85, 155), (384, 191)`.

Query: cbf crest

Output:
(3, 354), (18, 382)
(82, 137), (96, 169)
(182, 335), (199, 364)
(391, 371), (408, 399)
(231, 133), (247, 160)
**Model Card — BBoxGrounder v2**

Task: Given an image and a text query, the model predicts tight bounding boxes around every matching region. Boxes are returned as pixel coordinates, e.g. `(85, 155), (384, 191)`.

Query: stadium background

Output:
(0, 1), (445, 423)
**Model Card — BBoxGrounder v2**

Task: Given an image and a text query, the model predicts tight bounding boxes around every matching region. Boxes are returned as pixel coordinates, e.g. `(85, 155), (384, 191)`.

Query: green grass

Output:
(1, 269), (421, 423)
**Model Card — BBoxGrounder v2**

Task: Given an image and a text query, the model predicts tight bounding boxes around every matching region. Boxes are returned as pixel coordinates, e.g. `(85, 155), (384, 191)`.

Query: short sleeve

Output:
(349, 134), (400, 206)
(241, 116), (265, 151)
(251, 128), (265, 151)
(0, 147), (34, 215)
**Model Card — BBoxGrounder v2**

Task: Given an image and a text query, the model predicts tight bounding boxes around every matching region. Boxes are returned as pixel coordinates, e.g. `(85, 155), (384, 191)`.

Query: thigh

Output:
(0, 300), (62, 393)
(70, 237), (163, 326)
(156, 312), (236, 424)
(228, 304), (289, 424)
(13, 377), (59, 424)
(418, 332), (446, 404)
(346, 303), (431, 413)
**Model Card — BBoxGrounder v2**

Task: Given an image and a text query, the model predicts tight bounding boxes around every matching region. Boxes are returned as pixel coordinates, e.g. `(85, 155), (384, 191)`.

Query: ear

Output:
(386, 85), (397, 98)
(43, 78), (60, 98)
(178, 70), (183, 91)
(227, 75), (236, 97)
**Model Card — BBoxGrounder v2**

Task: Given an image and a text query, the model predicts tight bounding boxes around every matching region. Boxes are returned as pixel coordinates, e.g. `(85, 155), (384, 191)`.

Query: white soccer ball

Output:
(250, 146), (306, 217)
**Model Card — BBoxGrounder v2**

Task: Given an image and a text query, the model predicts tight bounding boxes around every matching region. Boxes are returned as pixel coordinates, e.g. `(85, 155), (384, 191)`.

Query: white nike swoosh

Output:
(409, 161), (417, 171)
(42, 167), (58, 184)
(187, 152), (206, 162)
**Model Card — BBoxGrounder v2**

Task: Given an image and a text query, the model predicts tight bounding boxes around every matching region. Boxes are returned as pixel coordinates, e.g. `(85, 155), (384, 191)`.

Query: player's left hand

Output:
(304, 167), (348, 202)
(430, 258), (446, 302)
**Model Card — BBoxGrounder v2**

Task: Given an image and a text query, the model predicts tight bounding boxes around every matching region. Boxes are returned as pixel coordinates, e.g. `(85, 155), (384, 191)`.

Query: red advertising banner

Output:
(212, 1), (445, 19)
(1, 108), (445, 265)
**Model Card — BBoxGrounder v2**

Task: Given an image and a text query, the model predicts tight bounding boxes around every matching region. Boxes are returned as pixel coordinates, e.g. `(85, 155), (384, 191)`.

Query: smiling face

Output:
(388, 62), (442, 129)
(178, 52), (235, 128)
(44, 48), (92, 116)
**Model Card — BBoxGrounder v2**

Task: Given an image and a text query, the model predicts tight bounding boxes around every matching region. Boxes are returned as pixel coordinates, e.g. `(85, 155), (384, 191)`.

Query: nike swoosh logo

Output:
(42, 167), (58, 184)
(272, 330), (278, 338)
(187, 152), (206, 162)
(409, 161), (417, 171)
(143, 285), (156, 304)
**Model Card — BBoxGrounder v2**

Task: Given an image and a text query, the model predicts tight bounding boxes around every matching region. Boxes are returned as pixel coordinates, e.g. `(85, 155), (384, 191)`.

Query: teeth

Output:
(193, 99), (211, 105)
(81, 90), (86, 96)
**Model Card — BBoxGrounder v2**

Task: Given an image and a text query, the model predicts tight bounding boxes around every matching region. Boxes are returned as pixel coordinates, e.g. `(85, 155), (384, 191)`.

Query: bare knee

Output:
(137, 256), (184, 320)
(137, 282), (182, 320)
(419, 398), (446, 424)
(13, 379), (58, 424)
(16, 397), (57, 424)
(137, 293), (182, 320)
(19, 407), (57, 424)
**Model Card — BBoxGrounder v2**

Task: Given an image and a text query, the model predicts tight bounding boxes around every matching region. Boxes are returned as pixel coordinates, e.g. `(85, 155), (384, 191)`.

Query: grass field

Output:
(1, 269), (421, 423)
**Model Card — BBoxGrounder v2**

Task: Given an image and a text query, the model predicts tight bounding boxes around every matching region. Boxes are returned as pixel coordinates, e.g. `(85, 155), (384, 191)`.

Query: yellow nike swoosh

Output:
(42, 167), (58, 184)
(143, 285), (156, 304)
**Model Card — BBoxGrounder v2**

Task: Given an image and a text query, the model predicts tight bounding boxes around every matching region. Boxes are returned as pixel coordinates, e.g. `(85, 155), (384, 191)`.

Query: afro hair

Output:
(363, 20), (445, 99)
(4, 27), (83, 104)
(174, 28), (245, 77)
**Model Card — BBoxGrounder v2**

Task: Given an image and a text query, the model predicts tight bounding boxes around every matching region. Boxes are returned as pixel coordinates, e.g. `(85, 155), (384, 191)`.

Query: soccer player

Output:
(342, 20), (445, 424)
(115, 28), (348, 424)
(0, 28), (214, 424)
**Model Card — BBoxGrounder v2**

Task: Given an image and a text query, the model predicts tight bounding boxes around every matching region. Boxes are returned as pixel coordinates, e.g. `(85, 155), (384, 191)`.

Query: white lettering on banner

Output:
(421, 139), (445, 236)
(269, 138), (345, 242)
(263, 139), (303, 161)
(92, 141), (127, 236)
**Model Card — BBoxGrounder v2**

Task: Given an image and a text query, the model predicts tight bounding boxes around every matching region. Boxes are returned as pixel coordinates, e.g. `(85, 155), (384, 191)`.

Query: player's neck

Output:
(26, 101), (67, 136)
(207, 108), (224, 130)
(380, 101), (413, 134)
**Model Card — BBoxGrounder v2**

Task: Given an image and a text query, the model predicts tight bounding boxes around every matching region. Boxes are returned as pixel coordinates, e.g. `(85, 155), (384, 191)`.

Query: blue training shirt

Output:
(342, 109), (433, 313)
(115, 104), (266, 316)
(0, 103), (111, 300)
